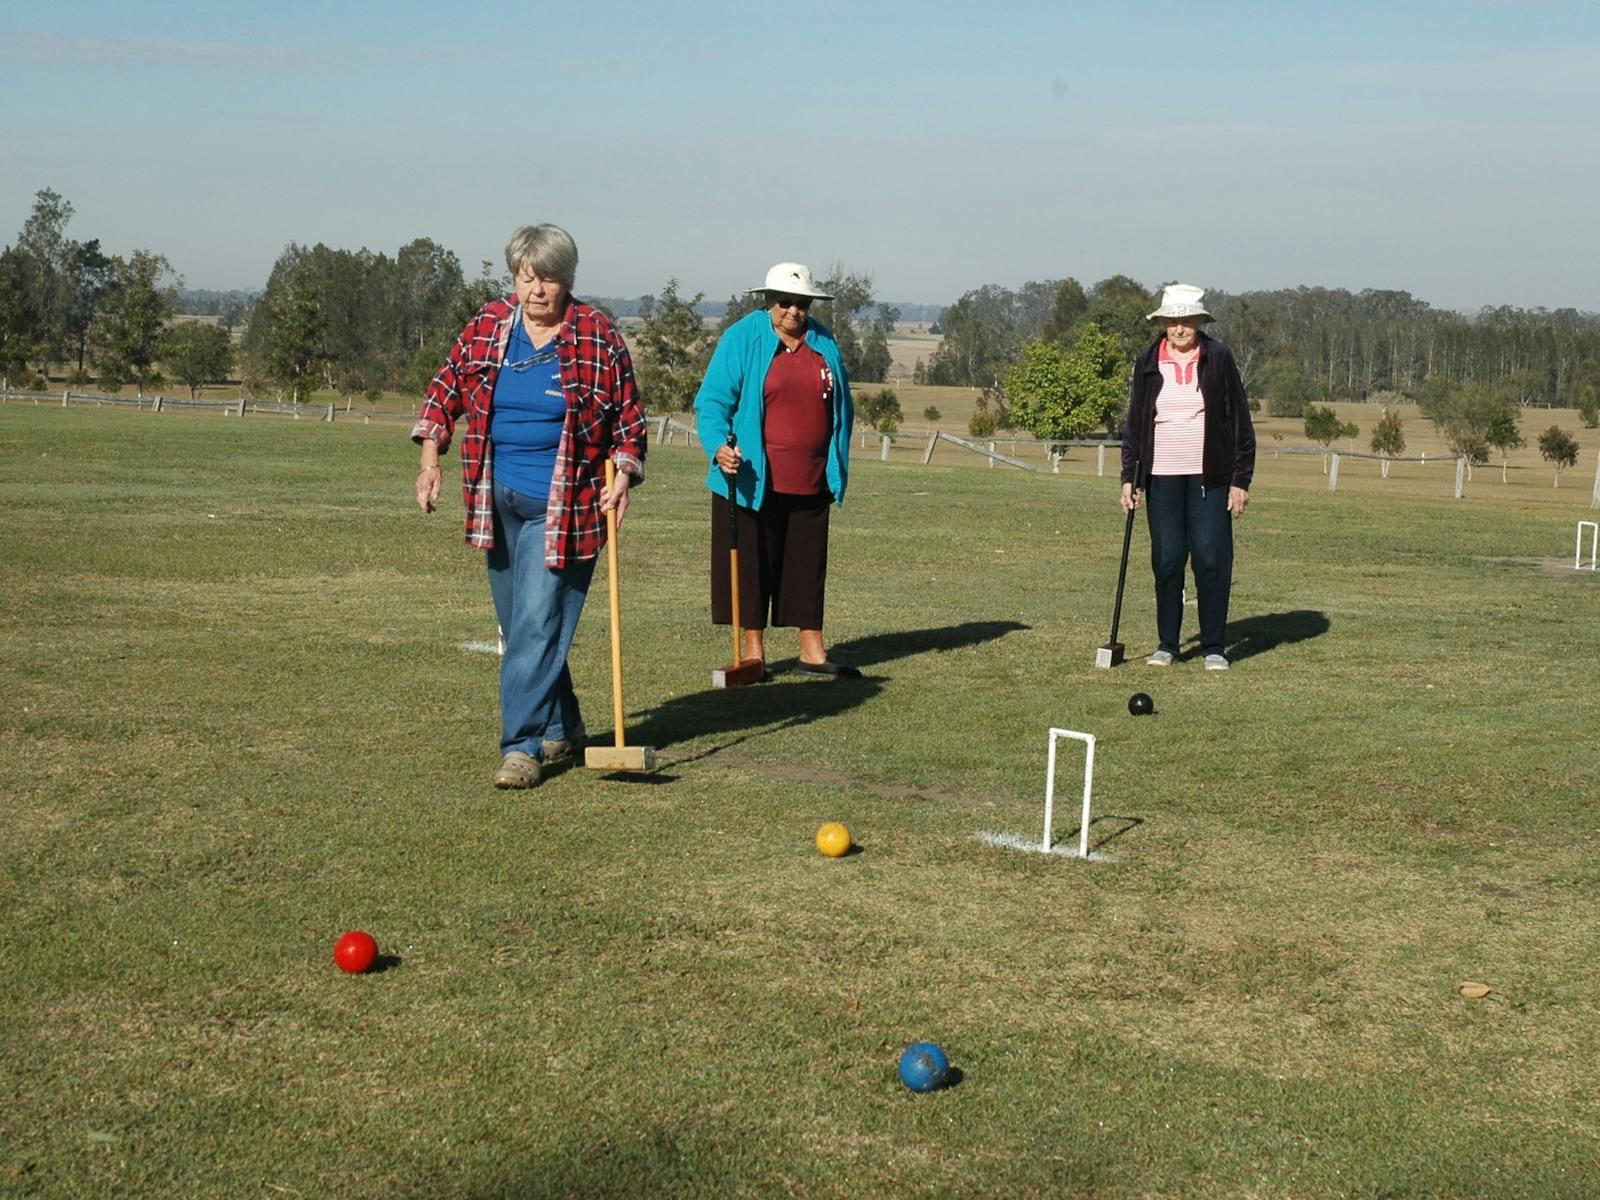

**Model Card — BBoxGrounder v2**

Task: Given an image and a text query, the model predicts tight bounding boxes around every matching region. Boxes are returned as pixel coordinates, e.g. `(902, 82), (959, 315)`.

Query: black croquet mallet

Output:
(1096, 459), (1139, 669)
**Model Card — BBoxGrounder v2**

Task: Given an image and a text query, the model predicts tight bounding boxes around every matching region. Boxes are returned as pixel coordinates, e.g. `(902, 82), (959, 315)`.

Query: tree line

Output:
(914, 273), (1599, 448)
(1, 187), (905, 409)
(4, 185), (1597, 446)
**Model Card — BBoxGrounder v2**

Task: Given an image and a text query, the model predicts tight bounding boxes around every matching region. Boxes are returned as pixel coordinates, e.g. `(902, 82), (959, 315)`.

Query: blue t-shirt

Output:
(490, 320), (566, 503)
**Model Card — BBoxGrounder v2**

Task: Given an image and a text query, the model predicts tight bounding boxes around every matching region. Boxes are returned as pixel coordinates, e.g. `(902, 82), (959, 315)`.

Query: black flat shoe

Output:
(793, 659), (862, 679)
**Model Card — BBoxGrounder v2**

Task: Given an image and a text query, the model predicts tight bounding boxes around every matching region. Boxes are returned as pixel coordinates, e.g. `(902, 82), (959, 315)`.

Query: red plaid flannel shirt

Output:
(411, 297), (647, 566)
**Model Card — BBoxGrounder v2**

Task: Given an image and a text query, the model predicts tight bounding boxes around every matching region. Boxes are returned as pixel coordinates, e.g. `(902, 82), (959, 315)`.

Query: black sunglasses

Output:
(770, 293), (813, 311)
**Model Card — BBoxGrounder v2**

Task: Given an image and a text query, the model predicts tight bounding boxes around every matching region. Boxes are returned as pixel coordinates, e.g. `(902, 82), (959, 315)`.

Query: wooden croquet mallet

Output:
(712, 434), (765, 688)
(585, 458), (656, 771)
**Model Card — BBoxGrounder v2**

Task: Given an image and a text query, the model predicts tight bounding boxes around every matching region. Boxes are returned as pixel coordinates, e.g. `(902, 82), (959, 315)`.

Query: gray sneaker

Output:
(1145, 650), (1174, 667)
(1204, 654), (1230, 671)
(493, 751), (542, 789)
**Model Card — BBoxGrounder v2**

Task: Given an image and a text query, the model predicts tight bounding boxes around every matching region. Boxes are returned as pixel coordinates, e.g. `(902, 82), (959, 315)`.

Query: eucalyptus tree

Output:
(1483, 405), (1525, 482)
(161, 322), (233, 399)
(61, 239), (112, 380)
(0, 246), (44, 387)
(635, 277), (712, 411)
(1537, 427), (1579, 486)
(92, 250), (179, 395)
(16, 187), (74, 371)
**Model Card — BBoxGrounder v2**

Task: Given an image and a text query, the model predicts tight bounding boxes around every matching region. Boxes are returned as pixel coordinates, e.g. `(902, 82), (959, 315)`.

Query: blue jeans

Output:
(1146, 474), (1232, 657)
(486, 481), (596, 759)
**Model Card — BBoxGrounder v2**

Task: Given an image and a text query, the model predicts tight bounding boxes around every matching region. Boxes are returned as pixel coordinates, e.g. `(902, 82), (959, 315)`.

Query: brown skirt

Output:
(710, 490), (831, 630)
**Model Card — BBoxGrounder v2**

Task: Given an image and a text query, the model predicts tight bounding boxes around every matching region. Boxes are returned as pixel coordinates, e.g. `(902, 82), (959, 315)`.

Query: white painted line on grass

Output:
(977, 830), (1111, 861)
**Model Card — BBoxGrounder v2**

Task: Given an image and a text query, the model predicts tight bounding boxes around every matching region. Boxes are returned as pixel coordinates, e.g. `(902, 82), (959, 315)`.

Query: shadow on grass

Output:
(826, 619), (1030, 668)
(619, 620), (1030, 760)
(1084, 814), (1143, 854)
(1222, 609), (1331, 662)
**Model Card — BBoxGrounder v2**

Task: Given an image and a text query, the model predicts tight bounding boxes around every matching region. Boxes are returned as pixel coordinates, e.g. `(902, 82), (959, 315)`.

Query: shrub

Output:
(858, 388), (902, 434)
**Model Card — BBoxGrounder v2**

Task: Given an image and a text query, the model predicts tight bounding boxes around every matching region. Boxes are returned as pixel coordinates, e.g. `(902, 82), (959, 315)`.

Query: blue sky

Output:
(3, 1), (1596, 312)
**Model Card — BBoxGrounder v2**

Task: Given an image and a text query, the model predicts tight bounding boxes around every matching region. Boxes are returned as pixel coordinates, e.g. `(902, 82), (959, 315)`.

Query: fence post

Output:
(325, 403), (335, 423)
(1052, 451), (1061, 475)
(1591, 450), (1599, 510)
(988, 440), (996, 468)
(1454, 455), (1465, 499)
(1096, 444), (1105, 477)
(922, 430), (939, 465)
(879, 434), (890, 461)
(153, 395), (163, 413)
(238, 399), (246, 418)
(62, 391), (70, 408)
(1329, 453), (1340, 491)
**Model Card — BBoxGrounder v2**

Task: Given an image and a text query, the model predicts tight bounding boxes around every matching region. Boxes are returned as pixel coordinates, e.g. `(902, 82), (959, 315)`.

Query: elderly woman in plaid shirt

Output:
(413, 224), (647, 789)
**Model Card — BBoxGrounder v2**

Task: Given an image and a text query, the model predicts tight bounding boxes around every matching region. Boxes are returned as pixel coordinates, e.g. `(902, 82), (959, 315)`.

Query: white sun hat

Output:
(1146, 283), (1214, 322)
(748, 261), (833, 300)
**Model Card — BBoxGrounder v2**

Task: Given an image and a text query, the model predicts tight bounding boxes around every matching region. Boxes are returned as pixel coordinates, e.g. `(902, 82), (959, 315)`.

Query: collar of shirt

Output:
(1158, 338), (1203, 366)
(499, 299), (581, 363)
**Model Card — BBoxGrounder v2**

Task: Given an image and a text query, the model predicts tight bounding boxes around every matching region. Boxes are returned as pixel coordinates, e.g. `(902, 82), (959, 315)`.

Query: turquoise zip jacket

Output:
(693, 309), (854, 510)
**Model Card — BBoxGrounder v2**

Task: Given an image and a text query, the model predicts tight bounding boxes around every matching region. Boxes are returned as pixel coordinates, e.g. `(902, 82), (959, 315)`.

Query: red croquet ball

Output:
(333, 930), (378, 974)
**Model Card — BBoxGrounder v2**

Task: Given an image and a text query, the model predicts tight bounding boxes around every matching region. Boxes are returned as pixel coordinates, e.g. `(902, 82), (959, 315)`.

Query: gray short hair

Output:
(504, 224), (578, 289)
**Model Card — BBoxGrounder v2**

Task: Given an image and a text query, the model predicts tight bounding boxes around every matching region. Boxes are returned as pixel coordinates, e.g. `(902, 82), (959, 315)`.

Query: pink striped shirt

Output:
(1151, 339), (1205, 475)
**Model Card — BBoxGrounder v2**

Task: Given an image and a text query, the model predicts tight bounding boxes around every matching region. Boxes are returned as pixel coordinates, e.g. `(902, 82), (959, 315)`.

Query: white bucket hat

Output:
(748, 261), (833, 300)
(1146, 283), (1213, 322)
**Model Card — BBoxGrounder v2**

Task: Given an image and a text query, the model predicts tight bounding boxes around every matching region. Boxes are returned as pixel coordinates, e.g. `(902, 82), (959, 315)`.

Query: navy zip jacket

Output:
(1120, 332), (1256, 493)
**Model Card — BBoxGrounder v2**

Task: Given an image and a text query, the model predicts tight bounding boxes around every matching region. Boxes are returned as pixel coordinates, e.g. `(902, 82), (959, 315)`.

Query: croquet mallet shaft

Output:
(1096, 459), (1139, 669)
(711, 434), (765, 687)
(585, 458), (656, 771)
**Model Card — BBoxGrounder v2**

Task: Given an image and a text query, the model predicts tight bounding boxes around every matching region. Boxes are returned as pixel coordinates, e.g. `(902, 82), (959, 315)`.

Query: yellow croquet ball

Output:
(816, 822), (853, 858)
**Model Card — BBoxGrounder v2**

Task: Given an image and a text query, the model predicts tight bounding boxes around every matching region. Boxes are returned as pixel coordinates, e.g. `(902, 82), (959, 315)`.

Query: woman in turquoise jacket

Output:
(694, 262), (857, 678)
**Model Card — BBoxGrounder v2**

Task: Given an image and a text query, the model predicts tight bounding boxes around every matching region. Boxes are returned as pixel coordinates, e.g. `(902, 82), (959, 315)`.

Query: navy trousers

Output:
(1145, 474), (1233, 657)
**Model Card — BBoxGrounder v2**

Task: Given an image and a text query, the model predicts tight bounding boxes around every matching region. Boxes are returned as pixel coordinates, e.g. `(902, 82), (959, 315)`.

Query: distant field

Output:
(884, 328), (941, 379)
(4, 406), (1599, 1197)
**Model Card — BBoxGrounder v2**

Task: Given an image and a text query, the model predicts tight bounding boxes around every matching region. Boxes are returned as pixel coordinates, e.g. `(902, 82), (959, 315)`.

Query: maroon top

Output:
(762, 341), (832, 495)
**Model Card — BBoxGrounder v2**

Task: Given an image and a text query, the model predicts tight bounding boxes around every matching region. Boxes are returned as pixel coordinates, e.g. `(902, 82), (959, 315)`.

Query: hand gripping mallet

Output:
(1095, 460), (1139, 669)
(584, 458), (656, 772)
(712, 434), (766, 688)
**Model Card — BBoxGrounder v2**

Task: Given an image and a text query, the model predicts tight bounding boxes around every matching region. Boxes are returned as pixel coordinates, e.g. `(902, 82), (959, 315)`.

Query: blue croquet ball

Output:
(898, 1041), (951, 1092)
(1128, 692), (1154, 716)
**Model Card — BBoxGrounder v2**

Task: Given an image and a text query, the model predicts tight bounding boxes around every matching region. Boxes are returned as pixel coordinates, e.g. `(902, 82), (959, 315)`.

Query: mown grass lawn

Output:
(3, 406), (1598, 1198)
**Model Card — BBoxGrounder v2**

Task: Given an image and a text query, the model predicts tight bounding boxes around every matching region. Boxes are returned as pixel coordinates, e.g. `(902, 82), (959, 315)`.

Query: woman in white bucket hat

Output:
(1119, 283), (1255, 670)
(693, 262), (859, 678)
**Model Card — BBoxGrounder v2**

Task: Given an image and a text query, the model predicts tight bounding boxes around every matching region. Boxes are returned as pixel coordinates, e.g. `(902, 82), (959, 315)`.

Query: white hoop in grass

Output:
(978, 727), (1099, 860)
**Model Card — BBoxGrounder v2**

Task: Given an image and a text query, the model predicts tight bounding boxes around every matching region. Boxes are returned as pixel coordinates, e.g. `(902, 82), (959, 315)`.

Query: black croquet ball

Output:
(1128, 692), (1154, 716)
